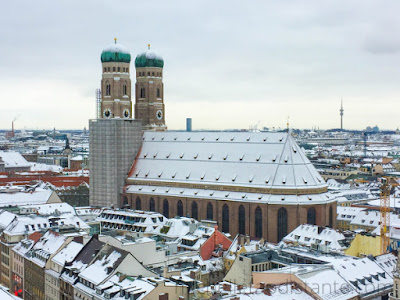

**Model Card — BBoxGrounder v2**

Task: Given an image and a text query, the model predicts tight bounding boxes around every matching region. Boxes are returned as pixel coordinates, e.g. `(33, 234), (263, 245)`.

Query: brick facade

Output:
(121, 193), (337, 243)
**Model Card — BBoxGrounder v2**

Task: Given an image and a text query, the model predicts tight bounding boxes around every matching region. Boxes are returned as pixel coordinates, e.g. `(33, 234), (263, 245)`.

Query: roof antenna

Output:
(148, 44), (151, 50)
(114, 37), (117, 44)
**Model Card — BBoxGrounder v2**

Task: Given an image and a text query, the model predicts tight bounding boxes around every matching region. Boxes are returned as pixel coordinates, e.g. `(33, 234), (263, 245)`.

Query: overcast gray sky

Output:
(1, 0), (400, 131)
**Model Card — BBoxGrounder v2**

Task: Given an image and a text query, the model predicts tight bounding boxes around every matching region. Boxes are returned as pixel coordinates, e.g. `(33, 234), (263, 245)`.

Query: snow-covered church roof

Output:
(126, 132), (331, 203)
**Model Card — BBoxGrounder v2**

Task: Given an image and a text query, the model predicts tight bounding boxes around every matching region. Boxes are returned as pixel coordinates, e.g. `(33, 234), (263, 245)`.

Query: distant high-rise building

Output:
(134, 45), (166, 131)
(89, 40), (142, 208)
(186, 118), (192, 132)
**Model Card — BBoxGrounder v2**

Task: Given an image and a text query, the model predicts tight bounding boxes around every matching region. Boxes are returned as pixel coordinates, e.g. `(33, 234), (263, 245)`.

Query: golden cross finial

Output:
(148, 44), (150, 50)
(114, 38), (117, 44)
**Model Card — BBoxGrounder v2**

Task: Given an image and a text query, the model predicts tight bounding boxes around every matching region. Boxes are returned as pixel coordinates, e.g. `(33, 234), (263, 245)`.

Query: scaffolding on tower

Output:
(96, 88), (101, 118)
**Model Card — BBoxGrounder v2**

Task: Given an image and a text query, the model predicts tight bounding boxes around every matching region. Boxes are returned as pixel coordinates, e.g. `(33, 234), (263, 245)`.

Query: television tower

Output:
(340, 99), (344, 130)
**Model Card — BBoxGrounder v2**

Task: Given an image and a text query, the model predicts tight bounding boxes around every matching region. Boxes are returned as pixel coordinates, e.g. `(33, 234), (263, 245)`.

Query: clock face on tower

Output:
(103, 109), (112, 118)
(123, 109), (130, 118)
(156, 110), (163, 120)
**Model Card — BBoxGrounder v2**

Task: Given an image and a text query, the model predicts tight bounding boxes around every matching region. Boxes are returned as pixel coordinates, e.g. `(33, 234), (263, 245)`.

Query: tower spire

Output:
(148, 44), (150, 50)
(340, 98), (344, 130)
(114, 37), (117, 44)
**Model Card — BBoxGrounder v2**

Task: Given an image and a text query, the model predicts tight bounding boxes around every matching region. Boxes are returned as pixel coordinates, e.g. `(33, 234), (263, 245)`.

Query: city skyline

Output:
(1, 0), (400, 130)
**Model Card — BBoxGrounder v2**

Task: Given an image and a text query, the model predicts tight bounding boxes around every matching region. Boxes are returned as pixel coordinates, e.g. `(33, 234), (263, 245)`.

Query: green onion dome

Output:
(135, 50), (164, 68)
(101, 42), (131, 63)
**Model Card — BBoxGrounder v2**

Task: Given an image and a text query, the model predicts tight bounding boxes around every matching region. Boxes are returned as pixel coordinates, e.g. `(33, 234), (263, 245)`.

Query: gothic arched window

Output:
(149, 198), (155, 212)
(255, 207), (263, 238)
(238, 205), (246, 235)
(140, 88), (145, 98)
(329, 206), (333, 228)
(177, 200), (183, 217)
(222, 204), (229, 233)
(157, 88), (160, 98)
(163, 199), (169, 218)
(207, 203), (213, 220)
(135, 197), (141, 210)
(307, 207), (316, 225)
(123, 84), (127, 96)
(277, 207), (288, 241)
(192, 201), (198, 220)
(122, 196), (128, 207)
(106, 83), (111, 96)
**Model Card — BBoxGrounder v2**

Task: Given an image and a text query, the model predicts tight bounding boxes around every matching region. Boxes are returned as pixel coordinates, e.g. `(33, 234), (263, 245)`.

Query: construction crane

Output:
(380, 178), (391, 254)
(380, 177), (400, 254)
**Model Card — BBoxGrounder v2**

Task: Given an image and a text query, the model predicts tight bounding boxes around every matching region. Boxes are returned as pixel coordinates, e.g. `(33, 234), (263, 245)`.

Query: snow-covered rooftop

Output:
(282, 224), (347, 251)
(127, 132), (328, 194)
(52, 241), (83, 266)
(102, 43), (130, 54)
(0, 151), (30, 169)
(0, 184), (56, 207)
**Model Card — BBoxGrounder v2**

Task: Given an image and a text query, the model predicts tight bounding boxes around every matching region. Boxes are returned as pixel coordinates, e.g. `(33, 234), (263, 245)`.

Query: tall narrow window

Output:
(122, 196), (128, 207)
(207, 203), (213, 220)
(113, 67), (116, 72)
(255, 207), (263, 238)
(222, 204), (229, 233)
(140, 88), (145, 98)
(117, 67), (120, 72)
(149, 198), (155, 212)
(238, 205), (246, 235)
(163, 199), (169, 218)
(135, 197), (141, 210)
(277, 207), (288, 241)
(106, 84), (111, 96)
(157, 88), (160, 98)
(103, 67), (106, 72)
(329, 206), (333, 228)
(123, 84), (127, 95)
(192, 202), (198, 220)
(177, 200), (183, 217)
(307, 207), (316, 225)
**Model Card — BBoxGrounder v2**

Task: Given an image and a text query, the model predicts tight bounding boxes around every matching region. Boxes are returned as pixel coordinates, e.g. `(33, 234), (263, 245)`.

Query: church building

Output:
(90, 41), (338, 243)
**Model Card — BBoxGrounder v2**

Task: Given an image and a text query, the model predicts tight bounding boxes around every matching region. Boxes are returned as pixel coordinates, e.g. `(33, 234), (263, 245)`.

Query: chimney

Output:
(178, 297), (185, 300)
(223, 283), (231, 291)
(159, 293), (168, 300)
(240, 235), (244, 247)
(245, 235), (250, 246)
(189, 270), (196, 279)
(259, 282), (265, 289)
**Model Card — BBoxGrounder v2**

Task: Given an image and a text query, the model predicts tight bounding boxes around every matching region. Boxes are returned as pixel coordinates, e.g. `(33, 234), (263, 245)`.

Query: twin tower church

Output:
(99, 39), (166, 130)
(90, 40), (338, 243)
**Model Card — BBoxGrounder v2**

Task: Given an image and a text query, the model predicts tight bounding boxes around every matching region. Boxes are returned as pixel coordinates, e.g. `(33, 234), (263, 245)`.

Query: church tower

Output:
(90, 40), (142, 208)
(100, 39), (132, 119)
(134, 45), (166, 130)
